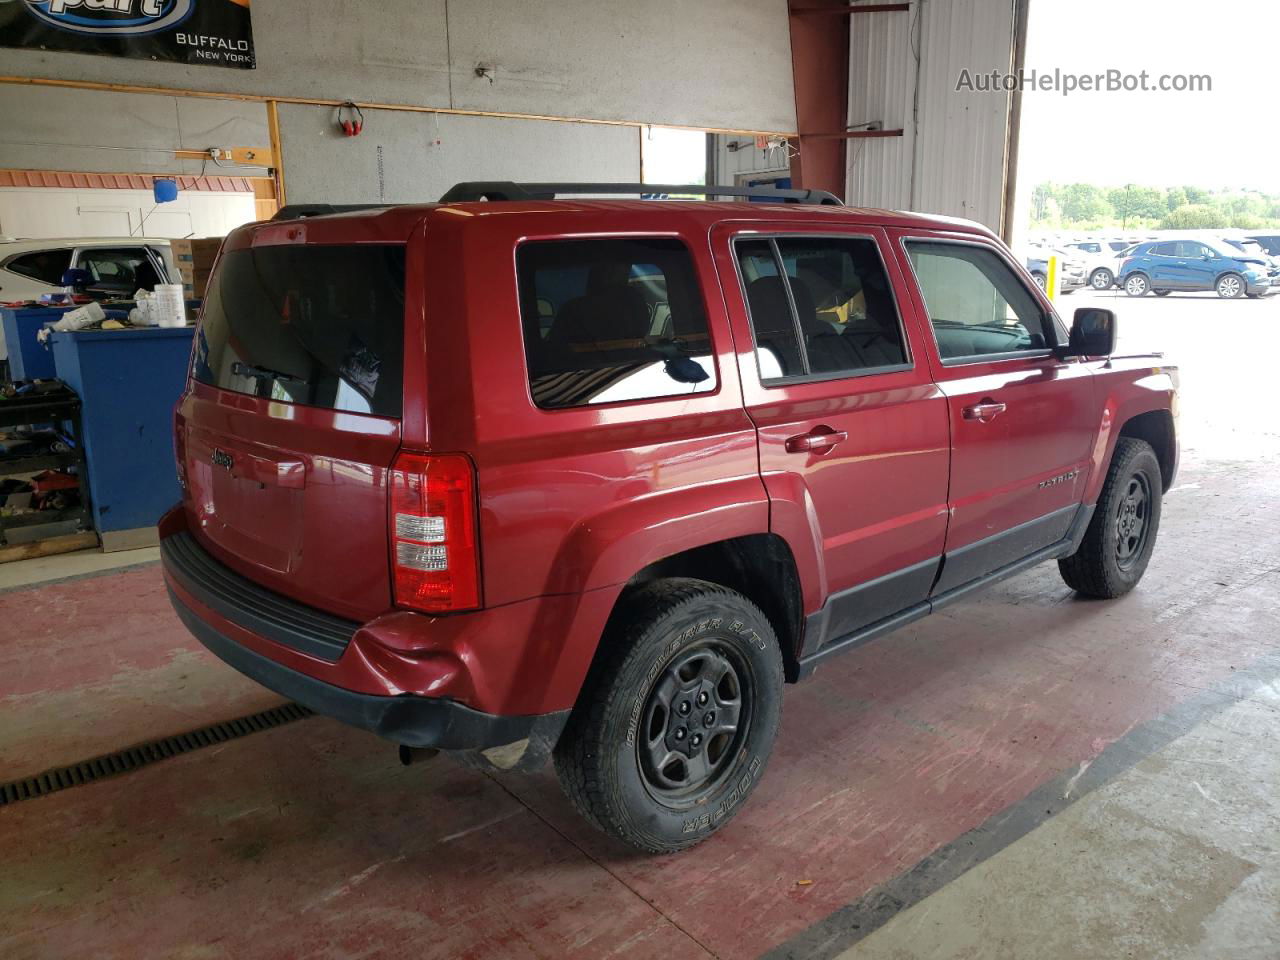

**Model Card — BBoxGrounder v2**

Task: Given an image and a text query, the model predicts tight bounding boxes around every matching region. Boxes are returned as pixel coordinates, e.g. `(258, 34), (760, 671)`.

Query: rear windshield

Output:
(192, 244), (405, 417)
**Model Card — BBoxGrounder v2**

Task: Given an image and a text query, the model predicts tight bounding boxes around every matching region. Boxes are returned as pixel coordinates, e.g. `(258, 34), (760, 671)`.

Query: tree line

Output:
(1030, 182), (1280, 231)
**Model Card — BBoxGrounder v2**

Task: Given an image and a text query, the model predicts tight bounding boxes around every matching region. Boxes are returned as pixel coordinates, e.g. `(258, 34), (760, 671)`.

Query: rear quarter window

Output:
(4, 249), (72, 285)
(516, 238), (716, 409)
(192, 244), (405, 417)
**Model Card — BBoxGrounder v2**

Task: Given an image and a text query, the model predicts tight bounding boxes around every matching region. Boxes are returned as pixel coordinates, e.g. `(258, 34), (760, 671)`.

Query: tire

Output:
(1153, 289), (1172, 297)
(1090, 268), (1114, 290)
(554, 578), (784, 853)
(1031, 271), (1047, 291)
(1059, 438), (1162, 599)
(1124, 273), (1150, 296)
(1216, 273), (1245, 299)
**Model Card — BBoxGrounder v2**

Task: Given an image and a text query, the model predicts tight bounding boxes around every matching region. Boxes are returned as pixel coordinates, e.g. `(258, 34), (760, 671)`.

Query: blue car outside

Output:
(1117, 238), (1277, 298)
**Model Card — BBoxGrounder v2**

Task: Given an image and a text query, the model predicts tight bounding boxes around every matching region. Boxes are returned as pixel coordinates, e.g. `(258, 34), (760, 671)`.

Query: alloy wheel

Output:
(1217, 276), (1242, 298)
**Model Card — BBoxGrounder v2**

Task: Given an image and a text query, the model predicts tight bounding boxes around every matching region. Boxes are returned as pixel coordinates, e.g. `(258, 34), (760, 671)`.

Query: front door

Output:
(890, 231), (1101, 594)
(712, 224), (951, 651)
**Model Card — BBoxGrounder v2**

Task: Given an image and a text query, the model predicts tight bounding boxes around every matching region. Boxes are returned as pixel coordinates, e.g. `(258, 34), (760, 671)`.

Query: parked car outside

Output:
(0, 237), (177, 303)
(161, 182), (1179, 852)
(1026, 247), (1086, 294)
(1246, 233), (1280, 258)
(1217, 235), (1280, 271)
(1063, 241), (1129, 290)
(1117, 237), (1277, 298)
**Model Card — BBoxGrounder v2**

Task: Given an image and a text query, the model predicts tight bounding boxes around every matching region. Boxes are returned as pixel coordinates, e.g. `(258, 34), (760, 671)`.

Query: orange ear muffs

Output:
(338, 102), (364, 138)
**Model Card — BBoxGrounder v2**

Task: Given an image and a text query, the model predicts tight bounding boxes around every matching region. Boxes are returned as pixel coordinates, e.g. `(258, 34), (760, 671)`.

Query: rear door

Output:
(713, 223), (951, 650)
(891, 231), (1099, 594)
(1143, 242), (1182, 289)
(177, 238), (408, 621)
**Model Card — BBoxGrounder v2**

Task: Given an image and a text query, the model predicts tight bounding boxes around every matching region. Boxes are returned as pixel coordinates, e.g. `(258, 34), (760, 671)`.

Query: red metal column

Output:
(788, 2), (911, 199)
(787, 0), (851, 198)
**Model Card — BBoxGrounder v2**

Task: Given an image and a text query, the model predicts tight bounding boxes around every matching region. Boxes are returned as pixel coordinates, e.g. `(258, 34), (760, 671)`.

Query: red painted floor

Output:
(2, 448), (1278, 959)
(0, 567), (283, 781)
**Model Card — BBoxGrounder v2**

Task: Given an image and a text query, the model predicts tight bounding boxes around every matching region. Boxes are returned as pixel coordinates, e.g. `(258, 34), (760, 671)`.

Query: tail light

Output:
(389, 451), (481, 613)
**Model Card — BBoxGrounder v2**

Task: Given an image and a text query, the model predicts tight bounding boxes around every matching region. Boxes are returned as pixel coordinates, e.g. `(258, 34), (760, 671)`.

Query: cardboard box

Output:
(169, 237), (222, 300)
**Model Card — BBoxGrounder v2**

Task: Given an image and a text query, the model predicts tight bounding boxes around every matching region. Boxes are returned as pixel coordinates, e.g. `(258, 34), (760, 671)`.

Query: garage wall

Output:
(276, 104), (641, 205)
(846, 0), (1017, 232)
(0, 187), (256, 239)
(0, 85), (271, 177)
(1, 0), (797, 134)
(712, 136), (791, 184)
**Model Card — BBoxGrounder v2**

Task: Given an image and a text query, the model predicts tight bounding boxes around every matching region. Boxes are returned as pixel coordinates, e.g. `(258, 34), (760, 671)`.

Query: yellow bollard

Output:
(1046, 255), (1058, 302)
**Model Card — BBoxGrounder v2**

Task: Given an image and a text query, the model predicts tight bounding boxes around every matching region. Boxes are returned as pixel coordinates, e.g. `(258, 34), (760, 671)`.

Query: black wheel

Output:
(554, 578), (784, 853)
(1090, 268), (1114, 290)
(1059, 438), (1162, 598)
(1216, 273), (1245, 299)
(1124, 273), (1150, 297)
(1153, 289), (1172, 297)
(1031, 271), (1047, 292)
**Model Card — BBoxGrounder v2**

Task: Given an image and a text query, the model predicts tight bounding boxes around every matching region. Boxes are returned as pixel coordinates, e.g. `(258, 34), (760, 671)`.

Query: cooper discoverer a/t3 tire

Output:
(553, 578), (784, 853)
(1059, 437), (1162, 598)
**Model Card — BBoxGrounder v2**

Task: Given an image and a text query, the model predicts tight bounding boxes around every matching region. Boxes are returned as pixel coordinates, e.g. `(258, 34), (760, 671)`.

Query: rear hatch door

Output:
(178, 239), (407, 622)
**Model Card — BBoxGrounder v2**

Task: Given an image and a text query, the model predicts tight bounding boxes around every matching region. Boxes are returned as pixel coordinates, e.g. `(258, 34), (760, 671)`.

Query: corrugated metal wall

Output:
(846, 0), (1016, 232)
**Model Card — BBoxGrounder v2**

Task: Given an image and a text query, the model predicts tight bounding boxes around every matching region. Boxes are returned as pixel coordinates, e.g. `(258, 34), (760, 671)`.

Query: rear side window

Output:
(905, 241), (1052, 362)
(735, 236), (907, 382)
(192, 245), (405, 417)
(517, 238), (716, 409)
(4, 249), (71, 285)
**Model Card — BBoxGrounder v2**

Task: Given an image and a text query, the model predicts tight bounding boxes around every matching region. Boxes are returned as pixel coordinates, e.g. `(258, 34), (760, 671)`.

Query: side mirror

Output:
(1068, 307), (1116, 357)
(60, 268), (92, 290)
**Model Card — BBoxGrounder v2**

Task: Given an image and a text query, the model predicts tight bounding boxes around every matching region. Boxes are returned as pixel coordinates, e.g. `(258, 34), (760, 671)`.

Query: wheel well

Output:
(1118, 410), (1176, 491)
(622, 534), (805, 682)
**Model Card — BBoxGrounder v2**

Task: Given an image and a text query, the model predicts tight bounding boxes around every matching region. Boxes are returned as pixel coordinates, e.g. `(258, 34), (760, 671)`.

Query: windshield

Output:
(192, 244), (406, 417)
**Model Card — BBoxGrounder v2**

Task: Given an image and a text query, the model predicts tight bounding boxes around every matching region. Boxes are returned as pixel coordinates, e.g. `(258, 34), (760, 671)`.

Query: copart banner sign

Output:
(0, 0), (256, 69)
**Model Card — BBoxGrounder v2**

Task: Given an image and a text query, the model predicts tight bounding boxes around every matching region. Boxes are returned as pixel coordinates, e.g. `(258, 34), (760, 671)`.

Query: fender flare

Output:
(1083, 371), (1177, 505)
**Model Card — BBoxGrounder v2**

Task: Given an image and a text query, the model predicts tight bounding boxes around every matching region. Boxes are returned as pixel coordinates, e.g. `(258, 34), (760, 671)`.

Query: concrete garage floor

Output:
(1, 290), (1278, 959)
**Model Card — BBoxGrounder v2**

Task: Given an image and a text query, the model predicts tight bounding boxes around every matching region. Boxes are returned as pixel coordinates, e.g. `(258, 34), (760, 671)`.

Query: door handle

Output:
(785, 428), (848, 454)
(963, 400), (1007, 423)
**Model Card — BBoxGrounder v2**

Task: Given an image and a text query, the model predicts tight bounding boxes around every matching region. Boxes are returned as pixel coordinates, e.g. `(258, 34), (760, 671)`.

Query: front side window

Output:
(517, 238), (715, 409)
(4, 249), (72, 285)
(905, 241), (1053, 362)
(735, 236), (907, 382)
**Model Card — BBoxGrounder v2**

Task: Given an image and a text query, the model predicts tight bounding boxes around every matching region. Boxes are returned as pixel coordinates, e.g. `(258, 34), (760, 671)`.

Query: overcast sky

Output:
(1019, 0), (1276, 191)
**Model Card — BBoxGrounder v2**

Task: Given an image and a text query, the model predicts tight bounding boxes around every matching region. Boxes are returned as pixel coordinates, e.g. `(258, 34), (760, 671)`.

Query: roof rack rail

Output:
(438, 181), (844, 206)
(272, 203), (386, 221)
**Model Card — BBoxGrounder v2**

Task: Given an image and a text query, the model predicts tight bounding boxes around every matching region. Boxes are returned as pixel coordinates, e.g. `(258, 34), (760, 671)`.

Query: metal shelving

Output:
(0, 384), (93, 548)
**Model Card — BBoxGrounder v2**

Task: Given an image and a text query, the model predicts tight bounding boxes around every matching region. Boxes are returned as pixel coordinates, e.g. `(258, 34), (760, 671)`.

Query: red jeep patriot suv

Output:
(161, 182), (1178, 852)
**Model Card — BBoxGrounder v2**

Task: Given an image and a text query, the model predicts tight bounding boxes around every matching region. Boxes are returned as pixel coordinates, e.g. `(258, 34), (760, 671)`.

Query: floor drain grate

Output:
(0, 702), (313, 807)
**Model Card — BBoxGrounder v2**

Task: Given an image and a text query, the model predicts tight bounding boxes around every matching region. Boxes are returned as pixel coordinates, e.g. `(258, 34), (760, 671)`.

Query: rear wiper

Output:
(232, 361), (307, 384)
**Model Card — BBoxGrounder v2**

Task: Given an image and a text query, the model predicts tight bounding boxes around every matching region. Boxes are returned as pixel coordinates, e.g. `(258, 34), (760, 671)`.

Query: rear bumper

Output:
(167, 584), (567, 752)
(158, 507), (598, 756)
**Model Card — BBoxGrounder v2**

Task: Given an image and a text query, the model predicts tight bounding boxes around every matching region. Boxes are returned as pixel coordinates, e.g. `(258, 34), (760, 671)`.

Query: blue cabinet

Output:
(1, 305), (76, 381)
(49, 327), (194, 550)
